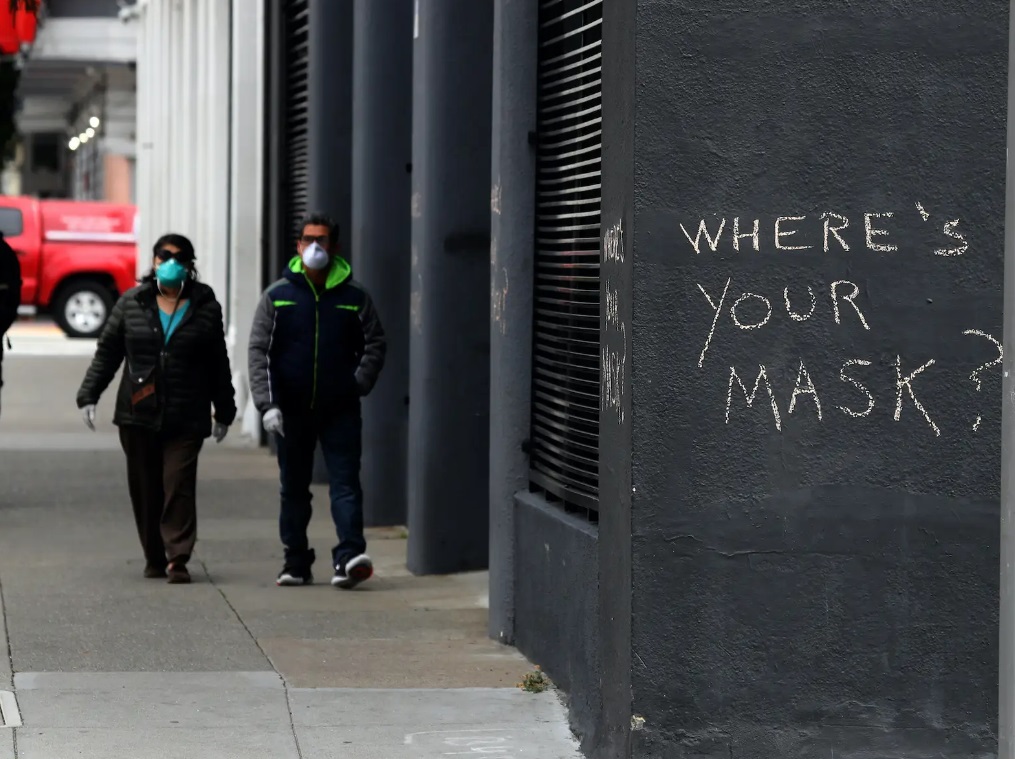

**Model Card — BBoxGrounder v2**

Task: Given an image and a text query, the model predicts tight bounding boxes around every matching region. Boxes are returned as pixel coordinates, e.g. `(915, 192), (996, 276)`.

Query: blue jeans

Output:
(275, 408), (366, 571)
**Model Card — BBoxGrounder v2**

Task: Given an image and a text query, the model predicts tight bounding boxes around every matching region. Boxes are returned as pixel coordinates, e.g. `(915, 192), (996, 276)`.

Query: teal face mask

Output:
(156, 258), (188, 289)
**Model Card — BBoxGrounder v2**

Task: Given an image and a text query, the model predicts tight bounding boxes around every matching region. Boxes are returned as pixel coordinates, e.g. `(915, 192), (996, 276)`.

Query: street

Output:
(0, 321), (581, 758)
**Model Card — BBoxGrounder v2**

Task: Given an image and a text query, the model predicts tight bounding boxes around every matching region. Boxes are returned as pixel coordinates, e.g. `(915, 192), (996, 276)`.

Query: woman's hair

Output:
(141, 232), (200, 285)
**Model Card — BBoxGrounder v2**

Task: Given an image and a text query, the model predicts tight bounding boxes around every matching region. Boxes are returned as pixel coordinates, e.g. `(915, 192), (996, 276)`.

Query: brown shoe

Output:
(167, 563), (191, 584)
(144, 564), (168, 579)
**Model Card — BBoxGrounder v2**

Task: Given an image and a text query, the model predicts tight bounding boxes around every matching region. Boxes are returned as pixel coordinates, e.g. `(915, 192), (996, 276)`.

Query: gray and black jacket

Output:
(248, 255), (386, 417)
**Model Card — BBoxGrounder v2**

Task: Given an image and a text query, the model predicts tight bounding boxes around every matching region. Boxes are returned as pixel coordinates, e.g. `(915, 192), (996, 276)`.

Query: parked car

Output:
(0, 196), (138, 338)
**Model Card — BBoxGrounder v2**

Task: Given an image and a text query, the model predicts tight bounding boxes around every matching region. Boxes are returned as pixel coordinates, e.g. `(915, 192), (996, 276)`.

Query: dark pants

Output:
(275, 407), (366, 571)
(119, 426), (204, 568)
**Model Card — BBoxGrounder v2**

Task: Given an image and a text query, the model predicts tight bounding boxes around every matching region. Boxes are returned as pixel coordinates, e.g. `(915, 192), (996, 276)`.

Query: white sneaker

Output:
(331, 554), (373, 589)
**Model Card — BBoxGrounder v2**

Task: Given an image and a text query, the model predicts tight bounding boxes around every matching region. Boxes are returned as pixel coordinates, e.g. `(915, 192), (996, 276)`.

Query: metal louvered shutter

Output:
(284, 0), (310, 243)
(529, 0), (603, 516)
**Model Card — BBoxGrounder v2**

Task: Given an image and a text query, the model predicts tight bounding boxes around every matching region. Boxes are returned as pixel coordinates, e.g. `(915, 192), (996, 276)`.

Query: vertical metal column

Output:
(999, 3), (1015, 755)
(352, 0), (413, 527)
(488, 0), (538, 642)
(307, 0), (353, 242)
(300, 1), (353, 480)
(407, 0), (494, 575)
(263, 0), (284, 288)
(306, 0), (353, 482)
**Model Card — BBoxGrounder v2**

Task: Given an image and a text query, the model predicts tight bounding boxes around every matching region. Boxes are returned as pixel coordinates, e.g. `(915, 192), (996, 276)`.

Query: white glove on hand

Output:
(262, 408), (284, 437)
(82, 404), (96, 431)
(212, 422), (229, 443)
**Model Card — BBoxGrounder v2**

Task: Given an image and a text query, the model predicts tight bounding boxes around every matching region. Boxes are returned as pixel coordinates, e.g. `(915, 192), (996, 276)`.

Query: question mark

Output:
(963, 329), (1003, 431)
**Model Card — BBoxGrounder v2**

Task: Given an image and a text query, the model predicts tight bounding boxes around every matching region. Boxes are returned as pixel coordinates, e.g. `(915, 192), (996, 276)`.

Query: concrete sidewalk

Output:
(0, 353), (580, 758)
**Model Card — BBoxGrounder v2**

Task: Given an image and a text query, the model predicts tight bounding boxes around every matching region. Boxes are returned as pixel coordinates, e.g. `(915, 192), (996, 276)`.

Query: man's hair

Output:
(299, 213), (340, 245)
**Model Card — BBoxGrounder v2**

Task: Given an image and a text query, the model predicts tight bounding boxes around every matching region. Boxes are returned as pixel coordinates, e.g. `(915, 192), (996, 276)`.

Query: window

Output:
(31, 133), (61, 173)
(0, 208), (24, 237)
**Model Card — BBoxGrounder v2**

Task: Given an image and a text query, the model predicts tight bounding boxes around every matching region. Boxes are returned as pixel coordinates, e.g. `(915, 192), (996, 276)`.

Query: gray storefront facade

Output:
(257, 2), (1011, 757)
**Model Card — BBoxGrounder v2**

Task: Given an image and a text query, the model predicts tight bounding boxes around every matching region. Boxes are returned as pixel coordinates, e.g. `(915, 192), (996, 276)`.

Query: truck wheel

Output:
(53, 280), (115, 339)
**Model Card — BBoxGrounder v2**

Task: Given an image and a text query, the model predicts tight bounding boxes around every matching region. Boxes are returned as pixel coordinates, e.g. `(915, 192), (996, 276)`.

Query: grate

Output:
(529, 0), (603, 515)
(283, 0), (310, 246)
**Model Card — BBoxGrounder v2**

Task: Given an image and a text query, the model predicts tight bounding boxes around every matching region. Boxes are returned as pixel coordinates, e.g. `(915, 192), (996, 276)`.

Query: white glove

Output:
(82, 404), (96, 430)
(212, 422), (229, 443)
(262, 408), (284, 437)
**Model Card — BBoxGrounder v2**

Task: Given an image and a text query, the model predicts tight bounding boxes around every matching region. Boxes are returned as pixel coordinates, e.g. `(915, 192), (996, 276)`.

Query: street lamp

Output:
(89, 116), (99, 129)
(68, 137), (79, 151)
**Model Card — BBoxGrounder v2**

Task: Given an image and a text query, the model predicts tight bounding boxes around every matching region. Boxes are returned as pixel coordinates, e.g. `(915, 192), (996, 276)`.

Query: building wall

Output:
(611, 1), (1007, 757)
(135, 0), (263, 442)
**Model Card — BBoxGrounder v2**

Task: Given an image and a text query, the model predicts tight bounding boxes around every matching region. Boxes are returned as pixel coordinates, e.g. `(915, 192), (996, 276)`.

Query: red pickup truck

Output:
(0, 196), (138, 338)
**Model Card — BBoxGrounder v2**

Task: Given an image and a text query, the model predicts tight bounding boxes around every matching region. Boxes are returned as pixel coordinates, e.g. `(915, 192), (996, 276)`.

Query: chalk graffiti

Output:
(681, 204), (993, 437)
(726, 364), (782, 431)
(602, 220), (627, 424)
(678, 205), (966, 257)
(894, 356), (940, 437)
(697, 277), (870, 367)
(963, 329), (1003, 430)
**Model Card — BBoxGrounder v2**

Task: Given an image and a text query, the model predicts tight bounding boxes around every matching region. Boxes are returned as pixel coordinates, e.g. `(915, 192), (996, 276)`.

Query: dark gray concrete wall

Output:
(619, 1), (1007, 757)
(352, 0), (413, 527)
(488, 0), (538, 645)
(513, 493), (601, 751)
(406, 0), (494, 575)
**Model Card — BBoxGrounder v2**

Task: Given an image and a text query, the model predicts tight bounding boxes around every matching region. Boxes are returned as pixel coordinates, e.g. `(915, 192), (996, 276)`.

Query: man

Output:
(0, 232), (21, 420)
(249, 213), (386, 588)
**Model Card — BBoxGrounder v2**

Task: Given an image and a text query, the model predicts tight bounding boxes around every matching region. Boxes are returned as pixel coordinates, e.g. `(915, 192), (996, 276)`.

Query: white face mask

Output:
(301, 241), (330, 271)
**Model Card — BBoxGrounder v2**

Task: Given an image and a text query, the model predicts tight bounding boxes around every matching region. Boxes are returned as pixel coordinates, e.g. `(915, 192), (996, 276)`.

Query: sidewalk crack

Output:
(194, 556), (304, 759)
(0, 568), (18, 757)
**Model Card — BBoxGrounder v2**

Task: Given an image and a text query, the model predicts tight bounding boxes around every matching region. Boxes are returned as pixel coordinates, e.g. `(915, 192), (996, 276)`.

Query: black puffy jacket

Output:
(76, 279), (237, 438)
(248, 255), (385, 416)
(0, 235), (20, 339)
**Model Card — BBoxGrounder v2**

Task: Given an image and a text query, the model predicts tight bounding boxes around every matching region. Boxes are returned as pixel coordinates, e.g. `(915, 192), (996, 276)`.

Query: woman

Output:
(76, 233), (236, 584)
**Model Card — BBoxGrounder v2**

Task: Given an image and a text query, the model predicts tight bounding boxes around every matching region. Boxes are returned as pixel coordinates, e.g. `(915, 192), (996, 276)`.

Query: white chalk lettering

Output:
(837, 359), (875, 418)
(730, 292), (772, 330)
(696, 277), (731, 368)
(732, 217), (760, 252)
(788, 360), (822, 420)
(775, 216), (811, 250)
(915, 202), (929, 221)
(820, 212), (850, 252)
(680, 218), (726, 255)
(864, 212), (897, 252)
(783, 285), (816, 321)
(605, 284), (620, 326)
(831, 280), (871, 331)
(934, 219), (968, 256)
(601, 321), (627, 424)
(894, 356), (940, 436)
(726, 365), (782, 431)
(963, 328), (1003, 431)
(604, 219), (625, 263)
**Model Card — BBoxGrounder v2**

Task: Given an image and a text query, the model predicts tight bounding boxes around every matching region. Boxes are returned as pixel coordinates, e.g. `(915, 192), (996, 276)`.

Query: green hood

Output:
(288, 254), (352, 290)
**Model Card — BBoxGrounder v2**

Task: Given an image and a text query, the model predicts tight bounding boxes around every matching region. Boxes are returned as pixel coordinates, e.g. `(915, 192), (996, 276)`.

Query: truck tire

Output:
(53, 280), (115, 339)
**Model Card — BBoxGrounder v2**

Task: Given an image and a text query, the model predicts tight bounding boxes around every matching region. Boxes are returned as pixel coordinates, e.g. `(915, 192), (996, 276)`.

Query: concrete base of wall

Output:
(513, 492), (601, 752)
(631, 723), (992, 759)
